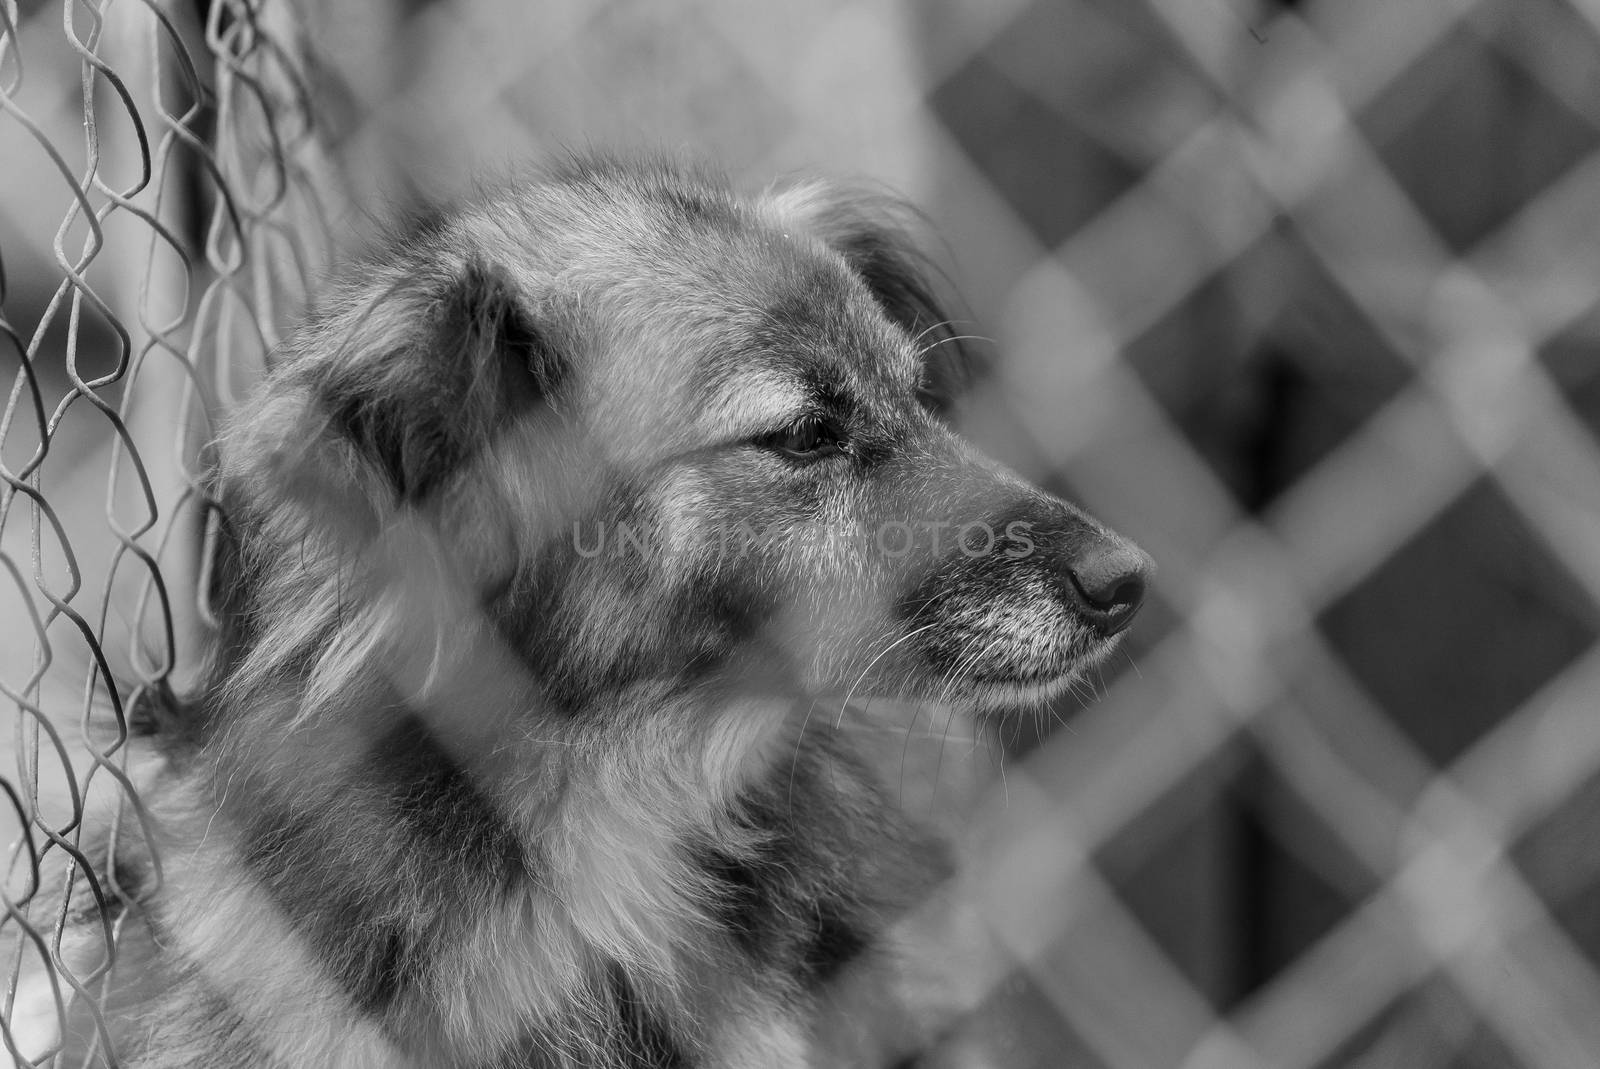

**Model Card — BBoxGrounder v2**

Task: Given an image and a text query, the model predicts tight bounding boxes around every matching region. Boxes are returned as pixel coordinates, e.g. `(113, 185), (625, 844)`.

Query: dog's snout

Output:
(1064, 540), (1152, 637)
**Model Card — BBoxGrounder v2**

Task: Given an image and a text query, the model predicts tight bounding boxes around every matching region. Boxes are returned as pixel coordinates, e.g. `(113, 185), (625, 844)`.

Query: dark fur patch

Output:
(799, 198), (979, 418)
(322, 258), (563, 500)
(696, 846), (766, 955)
(367, 711), (526, 884)
(487, 507), (778, 715)
(696, 760), (875, 990)
(802, 903), (870, 985)
(227, 713), (527, 1016)
(489, 968), (688, 1069)
(232, 800), (420, 1014)
(608, 964), (689, 1069)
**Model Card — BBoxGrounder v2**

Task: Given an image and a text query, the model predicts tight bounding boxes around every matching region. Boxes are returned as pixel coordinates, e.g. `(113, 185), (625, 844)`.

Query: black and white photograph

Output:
(3, 1), (1600, 1066)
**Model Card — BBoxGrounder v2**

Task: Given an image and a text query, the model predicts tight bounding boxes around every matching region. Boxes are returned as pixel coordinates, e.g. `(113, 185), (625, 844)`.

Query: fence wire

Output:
(3, 1), (1600, 1067)
(0, 0), (326, 1063)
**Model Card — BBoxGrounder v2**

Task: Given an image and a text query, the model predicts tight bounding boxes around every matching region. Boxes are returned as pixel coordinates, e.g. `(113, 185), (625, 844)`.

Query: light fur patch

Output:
(163, 824), (414, 1069)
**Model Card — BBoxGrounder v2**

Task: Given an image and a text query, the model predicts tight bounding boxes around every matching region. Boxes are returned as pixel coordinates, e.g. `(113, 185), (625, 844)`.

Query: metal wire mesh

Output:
(0, 0), (328, 1062)
(4, 0), (1600, 1066)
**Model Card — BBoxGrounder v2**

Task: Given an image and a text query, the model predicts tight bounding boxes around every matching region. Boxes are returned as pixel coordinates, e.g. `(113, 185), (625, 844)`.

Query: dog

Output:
(67, 155), (1151, 1068)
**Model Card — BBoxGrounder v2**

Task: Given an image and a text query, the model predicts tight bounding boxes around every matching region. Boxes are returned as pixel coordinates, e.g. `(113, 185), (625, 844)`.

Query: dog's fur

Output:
(78, 157), (1150, 1068)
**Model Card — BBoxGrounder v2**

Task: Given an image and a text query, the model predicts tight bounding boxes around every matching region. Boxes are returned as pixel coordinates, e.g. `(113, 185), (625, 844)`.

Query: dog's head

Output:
(220, 157), (1150, 719)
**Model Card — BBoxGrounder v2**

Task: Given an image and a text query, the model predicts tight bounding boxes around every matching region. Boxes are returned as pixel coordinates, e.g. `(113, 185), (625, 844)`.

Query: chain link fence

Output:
(1, 0), (328, 1061)
(4, 0), (1600, 1066)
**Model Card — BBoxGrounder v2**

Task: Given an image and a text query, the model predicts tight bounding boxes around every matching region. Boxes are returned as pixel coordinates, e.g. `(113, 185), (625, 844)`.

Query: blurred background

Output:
(4, 0), (1600, 1066)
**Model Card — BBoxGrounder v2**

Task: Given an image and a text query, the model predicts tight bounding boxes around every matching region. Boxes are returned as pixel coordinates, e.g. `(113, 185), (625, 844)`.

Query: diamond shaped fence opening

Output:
(3, 1), (1600, 1066)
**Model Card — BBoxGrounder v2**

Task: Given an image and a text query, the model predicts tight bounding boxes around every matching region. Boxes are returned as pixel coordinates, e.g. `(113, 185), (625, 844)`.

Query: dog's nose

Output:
(1065, 540), (1152, 637)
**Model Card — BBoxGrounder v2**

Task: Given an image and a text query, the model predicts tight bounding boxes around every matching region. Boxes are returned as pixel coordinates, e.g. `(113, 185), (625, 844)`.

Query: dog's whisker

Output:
(907, 317), (973, 347)
(934, 626), (1010, 709)
(919, 641), (996, 806)
(913, 333), (994, 362)
(786, 697), (823, 815)
(896, 699), (922, 811)
(834, 621), (941, 729)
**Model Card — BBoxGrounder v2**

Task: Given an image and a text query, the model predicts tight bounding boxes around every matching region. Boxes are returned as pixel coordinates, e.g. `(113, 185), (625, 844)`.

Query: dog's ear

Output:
(770, 183), (977, 417)
(314, 254), (565, 501)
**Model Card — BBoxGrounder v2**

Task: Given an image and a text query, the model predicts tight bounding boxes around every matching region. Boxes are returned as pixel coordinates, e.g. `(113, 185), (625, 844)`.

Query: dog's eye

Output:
(759, 418), (845, 460)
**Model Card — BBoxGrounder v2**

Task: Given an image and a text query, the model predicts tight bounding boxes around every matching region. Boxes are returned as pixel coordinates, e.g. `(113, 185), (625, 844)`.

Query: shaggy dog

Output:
(71, 156), (1150, 1068)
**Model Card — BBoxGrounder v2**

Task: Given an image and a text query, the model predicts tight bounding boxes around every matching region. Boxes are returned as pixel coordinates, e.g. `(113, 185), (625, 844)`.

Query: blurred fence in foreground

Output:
(4, 1), (1600, 1066)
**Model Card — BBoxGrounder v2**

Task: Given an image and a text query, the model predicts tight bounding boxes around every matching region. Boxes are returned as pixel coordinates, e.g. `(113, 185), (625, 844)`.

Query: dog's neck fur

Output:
(143, 563), (944, 1068)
